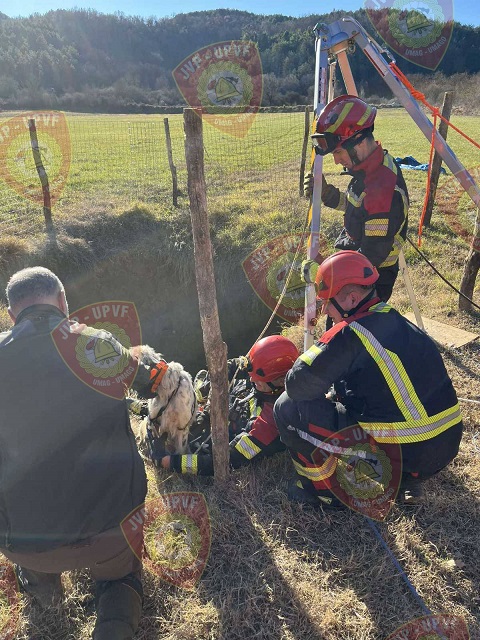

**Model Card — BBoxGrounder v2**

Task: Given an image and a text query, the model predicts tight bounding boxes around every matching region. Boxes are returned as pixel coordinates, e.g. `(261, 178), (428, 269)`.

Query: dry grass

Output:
(6, 343), (480, 639)
(1, 110), (480, 639)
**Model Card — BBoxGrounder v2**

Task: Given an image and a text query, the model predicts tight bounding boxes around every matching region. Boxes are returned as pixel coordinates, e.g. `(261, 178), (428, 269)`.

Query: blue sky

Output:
(2, 0), (480, 26)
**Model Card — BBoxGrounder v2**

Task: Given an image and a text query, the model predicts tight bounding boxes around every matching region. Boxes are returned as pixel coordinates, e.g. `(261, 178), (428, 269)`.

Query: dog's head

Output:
(134, 345), (196, 455)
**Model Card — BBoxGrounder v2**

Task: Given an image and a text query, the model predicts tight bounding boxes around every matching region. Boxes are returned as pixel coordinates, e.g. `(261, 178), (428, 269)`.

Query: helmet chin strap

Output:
(328, 288), (376, 320)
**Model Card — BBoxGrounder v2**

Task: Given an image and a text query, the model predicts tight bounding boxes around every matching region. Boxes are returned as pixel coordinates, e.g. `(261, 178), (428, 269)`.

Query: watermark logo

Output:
(314, 424), (402, 520)
(121, 492), (211, 589)
(385, 614), (469, 639)
(0, 111), (71, 204)
(242, 233), (328, 323)
(0, 560), (21, 640)
(436, 166), (480, 254)
(173, 41), (263, 138)
(365, 0), (453, 70)
(52, 301), (141, 400)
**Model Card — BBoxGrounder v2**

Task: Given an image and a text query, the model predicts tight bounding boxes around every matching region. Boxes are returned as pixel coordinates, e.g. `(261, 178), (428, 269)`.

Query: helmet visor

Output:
(311, 132), (342, 156)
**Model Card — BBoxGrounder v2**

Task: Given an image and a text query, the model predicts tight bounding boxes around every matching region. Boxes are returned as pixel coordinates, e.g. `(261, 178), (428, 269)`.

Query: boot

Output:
(13, 564), (63, 608)
(399, 475), (425, 505)
(93, 573), (143, 640)
(287, 478), (345, 510)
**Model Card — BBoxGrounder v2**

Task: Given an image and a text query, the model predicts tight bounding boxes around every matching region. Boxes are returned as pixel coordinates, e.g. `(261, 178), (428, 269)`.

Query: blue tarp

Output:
(395, 156), (447, 175)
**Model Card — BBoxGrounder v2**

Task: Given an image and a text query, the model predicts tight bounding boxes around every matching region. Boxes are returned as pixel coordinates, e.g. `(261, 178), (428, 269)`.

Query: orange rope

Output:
(389, 62), (480, 244)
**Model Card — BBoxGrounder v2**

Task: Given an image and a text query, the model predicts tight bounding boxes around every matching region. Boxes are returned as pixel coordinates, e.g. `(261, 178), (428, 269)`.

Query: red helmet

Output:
(247, 336), (299, 383)
(312, 95), (376, 156)
(315, 251), (379, 301)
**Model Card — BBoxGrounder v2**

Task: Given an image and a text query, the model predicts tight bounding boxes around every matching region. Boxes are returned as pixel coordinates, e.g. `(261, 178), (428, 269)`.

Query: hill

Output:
(0, 8), (479, 112)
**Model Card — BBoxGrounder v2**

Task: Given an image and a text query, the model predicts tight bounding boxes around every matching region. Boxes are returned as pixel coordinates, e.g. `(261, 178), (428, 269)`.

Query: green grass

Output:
(0, 108), (479, 639)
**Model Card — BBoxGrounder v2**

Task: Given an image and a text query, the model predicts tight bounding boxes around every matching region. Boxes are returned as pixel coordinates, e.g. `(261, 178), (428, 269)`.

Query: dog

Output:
(132, 345), (197, 455)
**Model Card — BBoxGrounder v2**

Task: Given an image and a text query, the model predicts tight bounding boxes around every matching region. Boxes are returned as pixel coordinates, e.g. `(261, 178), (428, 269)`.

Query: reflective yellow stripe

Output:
(350, 323), (427, 422)
(235, 435), (261, 460)
(383, 152), (397, 174)
(365, 218), (389, 236)
(378, 186), (408, 268)
(249, 397), (261, 417)
(326, 102), (354, 133)
(359, 403), (462, 443)
(370, 302), (392, 313)
(293, 455), (337, 482)
(300, 344), (323, 366)
(346, 190), (366, 208)
(181, 455), (198, 474)
(357, 105), (373, 127)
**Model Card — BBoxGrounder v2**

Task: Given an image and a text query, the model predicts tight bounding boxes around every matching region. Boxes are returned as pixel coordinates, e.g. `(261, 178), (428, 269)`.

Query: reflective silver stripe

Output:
(296, 429), (370, 458)
(349, 322), (423, 421)
(235, 435), (261, 460)
(359, 404), (462, 443)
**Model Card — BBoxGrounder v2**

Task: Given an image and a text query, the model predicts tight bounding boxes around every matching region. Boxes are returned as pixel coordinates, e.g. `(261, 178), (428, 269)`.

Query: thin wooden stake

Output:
(184, 108), (229, 482)
(423, 91), (454, 226)
(28, 118), (55, 239)
(164, 117), (178, 207)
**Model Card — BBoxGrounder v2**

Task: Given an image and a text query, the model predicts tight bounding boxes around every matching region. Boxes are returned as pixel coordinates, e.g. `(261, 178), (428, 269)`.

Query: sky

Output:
(2, 0), (480, 27)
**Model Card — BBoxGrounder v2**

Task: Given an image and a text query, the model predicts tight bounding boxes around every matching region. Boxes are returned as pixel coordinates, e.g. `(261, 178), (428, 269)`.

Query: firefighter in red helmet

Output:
(306, 95), (409, 303)
(274, 251), (463, 508)
(151, 335), (299, 475)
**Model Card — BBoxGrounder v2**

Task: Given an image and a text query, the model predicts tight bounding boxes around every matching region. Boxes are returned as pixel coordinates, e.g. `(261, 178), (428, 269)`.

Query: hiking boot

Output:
(93, 573), (143, 640)
(399, 477), (425, 505)
(13, 564), (63, 608)
(287, 479), (345, 510)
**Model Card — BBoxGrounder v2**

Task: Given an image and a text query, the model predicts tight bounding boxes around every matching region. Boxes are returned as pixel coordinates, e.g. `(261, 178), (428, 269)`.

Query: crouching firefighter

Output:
(274, 251), (463, 508)
(147, 336), (299, 475)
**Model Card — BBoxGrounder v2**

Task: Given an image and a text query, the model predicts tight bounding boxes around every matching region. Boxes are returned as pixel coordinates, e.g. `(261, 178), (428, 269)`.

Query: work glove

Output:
(303, 172), (329, 199)
(301, 259), (320, 284)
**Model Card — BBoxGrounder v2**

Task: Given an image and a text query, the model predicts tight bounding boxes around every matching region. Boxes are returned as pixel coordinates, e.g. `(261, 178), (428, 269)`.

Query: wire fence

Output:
(0, 108), (311, 237)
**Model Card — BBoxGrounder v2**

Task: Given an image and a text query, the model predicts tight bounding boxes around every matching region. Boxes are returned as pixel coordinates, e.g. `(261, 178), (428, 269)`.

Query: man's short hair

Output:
(6, 267), (64, 310)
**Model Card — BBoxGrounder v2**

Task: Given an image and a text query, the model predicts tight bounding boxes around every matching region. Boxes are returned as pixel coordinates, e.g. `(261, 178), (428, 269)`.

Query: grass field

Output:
(0, 108), (479, 639)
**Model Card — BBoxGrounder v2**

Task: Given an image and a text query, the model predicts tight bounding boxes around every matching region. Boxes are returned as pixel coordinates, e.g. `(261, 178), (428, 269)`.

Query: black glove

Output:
(304, 172), (330, 199)
(227, 357), (249, 382)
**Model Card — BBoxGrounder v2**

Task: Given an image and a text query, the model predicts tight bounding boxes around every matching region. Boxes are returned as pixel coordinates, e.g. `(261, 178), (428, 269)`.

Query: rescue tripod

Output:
(304, 16), (480, 351)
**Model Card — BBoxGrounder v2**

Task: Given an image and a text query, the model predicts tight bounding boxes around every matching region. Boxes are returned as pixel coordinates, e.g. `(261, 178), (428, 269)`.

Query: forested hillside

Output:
(0, 8), (479, 112)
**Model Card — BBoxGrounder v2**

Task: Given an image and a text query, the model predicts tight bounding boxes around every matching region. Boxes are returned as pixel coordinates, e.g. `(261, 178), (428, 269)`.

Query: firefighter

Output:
(304, 94), (409, 303)
(154, 336), (299, 475)
(274, 251), (463, 507)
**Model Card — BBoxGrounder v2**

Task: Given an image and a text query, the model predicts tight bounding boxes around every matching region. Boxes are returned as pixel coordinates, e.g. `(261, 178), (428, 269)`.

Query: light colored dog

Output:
(133, 345), (197, 455)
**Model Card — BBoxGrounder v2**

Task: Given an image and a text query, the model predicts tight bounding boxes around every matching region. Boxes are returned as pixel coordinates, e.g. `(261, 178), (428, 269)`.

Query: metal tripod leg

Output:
(398, 250), (424, 331)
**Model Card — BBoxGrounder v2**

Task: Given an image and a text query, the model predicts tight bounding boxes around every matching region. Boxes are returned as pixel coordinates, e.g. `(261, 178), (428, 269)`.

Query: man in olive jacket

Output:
(0, 267), (155, 639)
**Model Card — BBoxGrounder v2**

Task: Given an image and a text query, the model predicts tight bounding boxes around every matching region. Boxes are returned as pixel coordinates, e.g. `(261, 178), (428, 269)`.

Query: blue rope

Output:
(366, 517), (432, 616)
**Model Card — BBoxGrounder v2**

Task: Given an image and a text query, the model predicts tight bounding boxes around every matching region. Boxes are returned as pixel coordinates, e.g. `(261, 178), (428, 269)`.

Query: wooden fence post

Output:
(28, 118), (56, 240)
(183, 108), (229, 482)
(299, 105), (310, 197)
(164, 117), (178, 207)
(423, 91), (455, 226)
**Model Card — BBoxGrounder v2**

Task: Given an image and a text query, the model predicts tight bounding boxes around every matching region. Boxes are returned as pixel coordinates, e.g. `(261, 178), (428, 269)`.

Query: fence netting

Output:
(0, 108), (311, 237)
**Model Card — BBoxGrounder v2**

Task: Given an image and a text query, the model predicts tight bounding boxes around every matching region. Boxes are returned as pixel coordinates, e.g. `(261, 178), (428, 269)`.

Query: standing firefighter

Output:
(152, 336), (299, 475)
(275, 251), (463, 507)
(306, 95), (409, 302)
